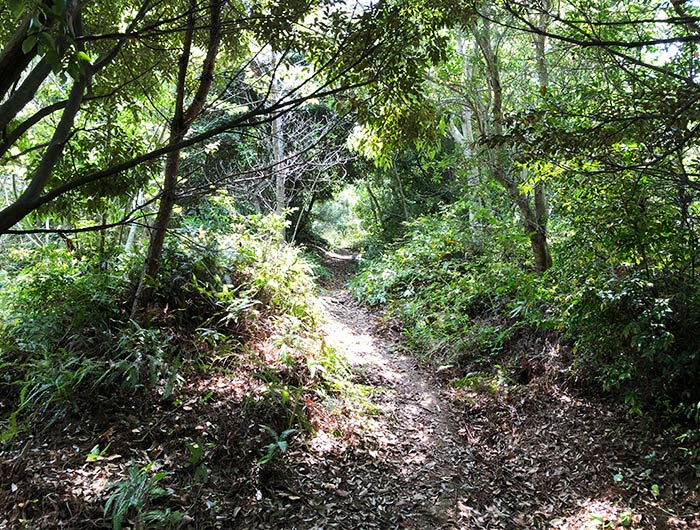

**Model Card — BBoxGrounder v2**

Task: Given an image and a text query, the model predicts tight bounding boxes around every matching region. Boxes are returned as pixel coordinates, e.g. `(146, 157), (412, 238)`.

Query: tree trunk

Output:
(533, 179), (552, 271)
(270, 56), (287, 240)
(452, 32), (483, 233)
(391, 162), (409, 221)
(365, 183), (383, 229)
(272, 111), (286, 235)
(471, 11), (552, 272)
(0, 14), (40, 102)
(531, 3), (553, 271)
(514, 171), (551, 273)
(124, 190), (143, 253)
(130, 0), (221, 319)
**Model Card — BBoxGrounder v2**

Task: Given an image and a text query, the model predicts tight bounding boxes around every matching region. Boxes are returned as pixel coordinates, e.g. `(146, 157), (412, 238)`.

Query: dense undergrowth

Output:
(0, 204), (352, 527)
(350, 203), (700, 433)
(1, 213), (338, 427)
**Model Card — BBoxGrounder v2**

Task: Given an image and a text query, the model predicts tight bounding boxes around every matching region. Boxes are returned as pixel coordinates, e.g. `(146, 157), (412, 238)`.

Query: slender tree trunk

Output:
(532, 183), (552, 270)
(291, 192), (316, 242)
(131, 6), (194, 320)
(472, 12), (552, 272)
(130, 138), (186, 318)
(365, 183), (382, 229)
(451, 32), (483, 233)
(270, 57), (287, 239)
(531, 4), (553, 271)
(391, 162), (409, 221)
(131, 0), (222, 319)
(124, 189), (143, 253)
(272, 112), (286, 236)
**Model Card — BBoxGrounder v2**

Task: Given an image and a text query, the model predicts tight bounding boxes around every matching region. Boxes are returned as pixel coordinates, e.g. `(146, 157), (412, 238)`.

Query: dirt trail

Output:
(246, 249), (471, 528)
(252, 249), (699, 530)
(314, 250), (472, 528)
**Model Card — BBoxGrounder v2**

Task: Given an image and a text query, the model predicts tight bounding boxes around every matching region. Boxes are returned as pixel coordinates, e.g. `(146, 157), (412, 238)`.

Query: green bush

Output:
(351, 199), (700, 422)
(0, 248), (125, 356)
(568, 270), (700, 414)
(0, 206), (321, 437)
(350, 206), (553, 360)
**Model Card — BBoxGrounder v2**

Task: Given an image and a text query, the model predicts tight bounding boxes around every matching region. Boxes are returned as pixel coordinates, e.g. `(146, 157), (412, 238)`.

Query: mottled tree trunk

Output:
(531, 3), (553, 271)
(131, 0), (222, 319)
(270, 58), (287, 240)
(471, 12), (552, 272)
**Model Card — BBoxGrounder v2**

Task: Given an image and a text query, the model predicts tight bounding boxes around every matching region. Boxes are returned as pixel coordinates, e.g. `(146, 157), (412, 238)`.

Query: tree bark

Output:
(130, 0), (222, 319)
(0, 14), (39, 102)
(0, 60), (53, 133)
(365, 182), (383, 229)
(452, 32), (483, 232)
(391, 162), (409, 221)
(0, 70), (88, 233)
(270, 54), (287, 240)
(471, 11), (552, 272)
(531, 3), (553, 271)
(272, 111), (286, 230)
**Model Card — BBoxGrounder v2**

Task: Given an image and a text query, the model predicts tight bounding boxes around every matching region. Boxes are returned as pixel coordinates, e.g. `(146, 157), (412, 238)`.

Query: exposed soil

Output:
(272, 250), (700, 530)
(1, 249), (699, 529)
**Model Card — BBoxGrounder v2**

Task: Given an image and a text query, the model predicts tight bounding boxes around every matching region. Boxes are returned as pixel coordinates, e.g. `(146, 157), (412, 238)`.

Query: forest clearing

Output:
(1, 0), (700, 528)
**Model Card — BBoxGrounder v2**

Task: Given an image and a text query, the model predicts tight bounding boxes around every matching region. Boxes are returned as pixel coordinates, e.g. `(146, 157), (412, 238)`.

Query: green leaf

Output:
(38, 31), (56, 51)
(66, 61), (81, 80)
(260, 424), (277, 438)
(87, 444), (101, 461)
(280, 428), (296, 439)
(8, 0), (26, 18)
(21, 34), (37, 54)
(258, 444), (276, 465)
(194, 463), (208, 483)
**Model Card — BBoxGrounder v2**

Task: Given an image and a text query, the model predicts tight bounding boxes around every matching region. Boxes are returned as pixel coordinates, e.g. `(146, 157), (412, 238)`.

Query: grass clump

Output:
(0, 202), (334, 440)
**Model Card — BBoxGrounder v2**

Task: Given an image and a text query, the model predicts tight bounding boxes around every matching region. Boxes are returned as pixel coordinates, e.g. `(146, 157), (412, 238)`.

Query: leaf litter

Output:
(0, 251), (698, 529)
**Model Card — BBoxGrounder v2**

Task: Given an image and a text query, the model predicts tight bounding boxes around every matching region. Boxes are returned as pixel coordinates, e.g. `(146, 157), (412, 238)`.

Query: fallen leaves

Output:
(0, 264), (699, 529)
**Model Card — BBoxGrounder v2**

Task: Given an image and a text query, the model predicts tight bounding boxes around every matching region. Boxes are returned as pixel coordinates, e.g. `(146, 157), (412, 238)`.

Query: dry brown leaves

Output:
(0, 253), (699, 529)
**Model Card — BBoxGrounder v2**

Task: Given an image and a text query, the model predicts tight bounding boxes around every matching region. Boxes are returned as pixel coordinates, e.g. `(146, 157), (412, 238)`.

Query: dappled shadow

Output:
(271, 251), (700, 529)
(1, 252), (699, 529)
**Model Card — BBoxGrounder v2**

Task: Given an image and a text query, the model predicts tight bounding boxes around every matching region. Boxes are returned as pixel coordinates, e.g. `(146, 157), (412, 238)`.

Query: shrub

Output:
(0, 207), (321, 437)
(568, 270), (700, 414)
(350, 206), (553, 361)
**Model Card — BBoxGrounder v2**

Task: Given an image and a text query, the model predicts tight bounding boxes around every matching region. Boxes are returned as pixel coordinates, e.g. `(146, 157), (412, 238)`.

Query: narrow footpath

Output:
(248, 249), (699, 529)
(312, 250), (472, 528)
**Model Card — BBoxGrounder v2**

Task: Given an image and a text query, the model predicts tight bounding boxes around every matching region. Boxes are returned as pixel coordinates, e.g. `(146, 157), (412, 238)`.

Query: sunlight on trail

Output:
(315, 290), (456, 473)
(300, 257), (699, 529)
(319, 295), (404, 384)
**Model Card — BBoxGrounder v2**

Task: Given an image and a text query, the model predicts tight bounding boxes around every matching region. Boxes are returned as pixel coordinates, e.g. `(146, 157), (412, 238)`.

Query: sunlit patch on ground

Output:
(1, 251), (698, 529)
(550, 498), (644, 529)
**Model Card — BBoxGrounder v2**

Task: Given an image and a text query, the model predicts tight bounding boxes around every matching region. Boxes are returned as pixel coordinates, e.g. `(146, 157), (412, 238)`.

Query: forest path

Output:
(0, 249), (696, 529)
(310, 249), (471, 528)
(254, 249), (699, 530)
